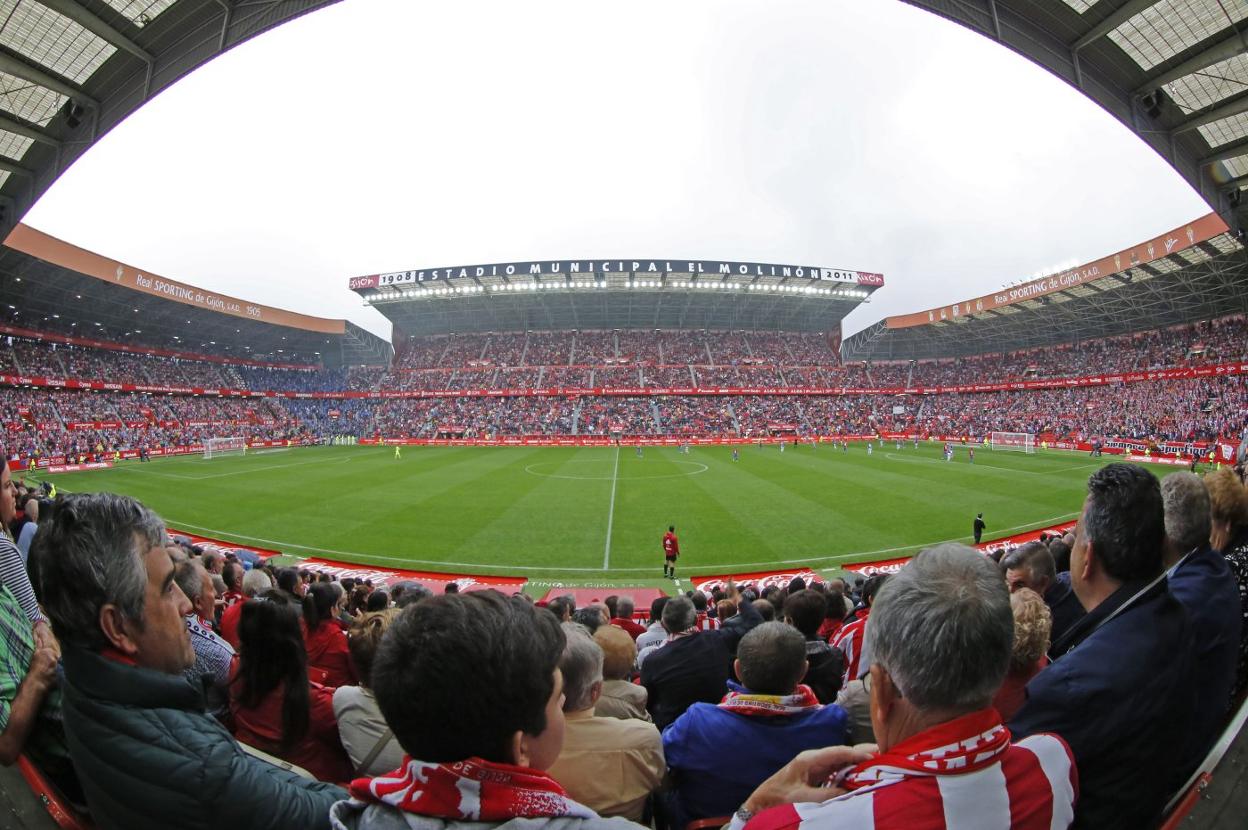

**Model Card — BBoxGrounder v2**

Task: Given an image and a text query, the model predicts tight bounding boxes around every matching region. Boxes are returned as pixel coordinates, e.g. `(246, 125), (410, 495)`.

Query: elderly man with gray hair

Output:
(547, 623), (663, 823)
(733, 545), (1076, 830)
(218, 567), (273, 650)
(172, 555), (236, 721)
(1161, 471), (1241, 775)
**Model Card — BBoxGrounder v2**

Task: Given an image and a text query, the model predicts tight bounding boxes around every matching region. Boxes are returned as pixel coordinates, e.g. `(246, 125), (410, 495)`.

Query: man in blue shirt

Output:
(662, 622), (849, 825)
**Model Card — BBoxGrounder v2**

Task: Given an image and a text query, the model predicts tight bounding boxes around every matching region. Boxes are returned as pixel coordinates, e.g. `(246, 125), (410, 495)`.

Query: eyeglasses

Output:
(861, 672), (872, 694)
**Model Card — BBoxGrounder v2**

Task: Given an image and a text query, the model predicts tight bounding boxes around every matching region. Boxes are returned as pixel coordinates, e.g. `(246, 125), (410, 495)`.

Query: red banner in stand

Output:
(0, 361), (1243, 401)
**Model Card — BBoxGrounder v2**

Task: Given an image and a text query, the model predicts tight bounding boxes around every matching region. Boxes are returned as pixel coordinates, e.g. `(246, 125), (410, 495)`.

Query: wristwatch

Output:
(734, 807), (756, 825)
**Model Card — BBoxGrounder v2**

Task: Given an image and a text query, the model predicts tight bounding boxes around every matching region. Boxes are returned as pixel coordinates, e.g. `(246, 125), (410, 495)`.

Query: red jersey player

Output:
(663, 525), (680, 580)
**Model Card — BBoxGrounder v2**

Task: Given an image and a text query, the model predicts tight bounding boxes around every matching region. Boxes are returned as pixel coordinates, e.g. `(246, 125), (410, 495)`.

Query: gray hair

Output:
(999, 541), (1055, 584)
(174, 558), (206, 603)
(1162, 471), (1212, 553)
(559, 622), (604, 712)
(31, 493), (166, 652)
(616, 595), (635, 618)
(396, 583), (433, 608)
(242, 568), (272, 597)
(867, 543), (1012, 713)
(661, 595), (697, 633)
(737, 621), (807, 694)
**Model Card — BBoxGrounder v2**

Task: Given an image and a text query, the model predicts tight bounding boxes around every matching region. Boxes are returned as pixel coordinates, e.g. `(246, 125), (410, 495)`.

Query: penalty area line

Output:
(602, 446), (620, 570)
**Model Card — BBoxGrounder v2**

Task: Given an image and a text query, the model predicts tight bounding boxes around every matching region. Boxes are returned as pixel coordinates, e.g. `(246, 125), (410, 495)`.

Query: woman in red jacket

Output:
(302, 582), (357, 687)
(230, 591), (353, 783)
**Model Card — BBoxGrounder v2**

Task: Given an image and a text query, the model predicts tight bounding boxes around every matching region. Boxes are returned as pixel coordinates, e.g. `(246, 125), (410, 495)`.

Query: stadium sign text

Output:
(350, 260), (884, 290)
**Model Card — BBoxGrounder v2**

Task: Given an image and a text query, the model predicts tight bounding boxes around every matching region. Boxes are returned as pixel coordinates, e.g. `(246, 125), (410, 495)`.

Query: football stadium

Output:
(0, 1), (1246, 829)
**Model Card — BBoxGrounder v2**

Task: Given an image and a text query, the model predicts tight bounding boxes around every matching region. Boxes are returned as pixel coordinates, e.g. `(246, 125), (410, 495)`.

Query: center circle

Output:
(523, 459), (709, 481)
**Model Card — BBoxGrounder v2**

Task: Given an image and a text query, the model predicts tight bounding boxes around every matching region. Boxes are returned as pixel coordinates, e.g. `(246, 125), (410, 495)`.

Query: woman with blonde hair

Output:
(1206, 468), (1248, 698)
(993, 587), (1051, 720)
(333, 609), (404, 775)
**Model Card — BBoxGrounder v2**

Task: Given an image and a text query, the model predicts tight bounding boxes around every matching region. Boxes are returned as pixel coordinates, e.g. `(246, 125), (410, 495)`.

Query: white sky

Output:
(24, 0), (1212, 342)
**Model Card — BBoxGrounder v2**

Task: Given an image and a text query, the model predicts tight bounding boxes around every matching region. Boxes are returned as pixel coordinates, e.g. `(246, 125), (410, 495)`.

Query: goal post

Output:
(203, 437), (247, 460)
(989, 432), (1035, 453)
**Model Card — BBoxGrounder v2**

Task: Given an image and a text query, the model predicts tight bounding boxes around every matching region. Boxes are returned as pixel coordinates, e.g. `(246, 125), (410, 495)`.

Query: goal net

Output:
(989, 432), (1035, 453)
(203, 437), (247, 460)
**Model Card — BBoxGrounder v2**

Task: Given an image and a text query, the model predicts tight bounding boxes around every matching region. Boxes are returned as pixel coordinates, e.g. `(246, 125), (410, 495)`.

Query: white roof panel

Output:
(0, 69), (66, 126)
(0, 0), (116, 86)
(1165, 52), (1248, 114)
(1208, 232), (1245, 252)
(1058, 0), (1100, 13)
(0, 131), (31, 162)
(1173, 246), (1213, 265)
(101, 0), (177, 26)
(1108, 0), (1248, 71)
(1220, 154), (1248, 180)
(1148, 256), (1182, 273)
(1198, 110), (1248, 149)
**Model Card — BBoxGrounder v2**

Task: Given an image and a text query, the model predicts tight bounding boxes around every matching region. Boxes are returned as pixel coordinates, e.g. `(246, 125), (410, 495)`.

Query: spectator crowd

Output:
(0, 452), (1244, 829)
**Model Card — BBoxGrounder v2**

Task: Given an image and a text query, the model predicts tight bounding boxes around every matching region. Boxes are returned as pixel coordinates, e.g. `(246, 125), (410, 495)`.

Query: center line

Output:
(602, 446), (621, 570)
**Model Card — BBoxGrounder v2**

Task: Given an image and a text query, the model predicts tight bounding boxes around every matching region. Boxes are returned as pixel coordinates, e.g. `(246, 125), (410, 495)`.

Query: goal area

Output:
(989, 432), (1035, 453)
(203, 437), (247, 460)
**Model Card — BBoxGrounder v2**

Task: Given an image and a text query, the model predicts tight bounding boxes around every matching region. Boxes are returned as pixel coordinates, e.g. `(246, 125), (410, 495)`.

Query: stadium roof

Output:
(844, 211), (1248, 360)
(0, 223), (390, 367)
(904, 0), (1248, 236)
(350, 259), (883, 335)
(0, 0), (1245, 240)
(0, 0), (338, 236)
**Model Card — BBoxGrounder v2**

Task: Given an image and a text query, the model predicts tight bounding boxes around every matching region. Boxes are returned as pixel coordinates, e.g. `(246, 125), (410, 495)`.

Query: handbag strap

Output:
(356, 726), (395, 775)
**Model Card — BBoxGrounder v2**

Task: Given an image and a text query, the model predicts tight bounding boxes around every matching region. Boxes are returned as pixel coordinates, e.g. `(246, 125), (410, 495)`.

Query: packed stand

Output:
(579, 397), (657, 435)
(733, 396), (807, 435)
(544, 367), (593, 388)
(572, 331), (617, 364)
(655, 396), (735, 435)
(2, 454), (1246, 829)
(523, 332), (571, 366)
(642, 366), (696, 387)
(617, 331), (661, 364)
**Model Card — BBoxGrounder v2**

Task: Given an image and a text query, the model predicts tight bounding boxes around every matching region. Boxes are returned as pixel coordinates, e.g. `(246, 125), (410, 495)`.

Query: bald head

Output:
(735, 622), (807, 695)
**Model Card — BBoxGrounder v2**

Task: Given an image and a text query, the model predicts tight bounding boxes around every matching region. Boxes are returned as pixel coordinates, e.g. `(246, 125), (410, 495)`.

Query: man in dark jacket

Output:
(641, 583), (761, 730)
(1161, 472), (1241, 777)
(1001, 540), (1085, 646)
(1010, 464), (1196, 830)
(31, 493), (344, 830)
(780, 589), (844, 703)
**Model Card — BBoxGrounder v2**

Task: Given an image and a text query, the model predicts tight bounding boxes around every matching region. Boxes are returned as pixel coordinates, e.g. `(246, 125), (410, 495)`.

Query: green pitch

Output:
(32, 442), (1160, 585)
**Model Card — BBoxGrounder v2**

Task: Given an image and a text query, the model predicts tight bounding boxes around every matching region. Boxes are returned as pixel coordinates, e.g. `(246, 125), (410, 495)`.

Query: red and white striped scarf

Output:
(718, 684), (820, 716)
(350, 756), (598, 821)
(836, 708), (1012, 788)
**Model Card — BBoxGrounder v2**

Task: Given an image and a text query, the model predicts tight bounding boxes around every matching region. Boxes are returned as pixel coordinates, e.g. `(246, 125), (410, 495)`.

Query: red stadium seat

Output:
(685, 816), (731, 830)
(14, 755), (93, 830)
